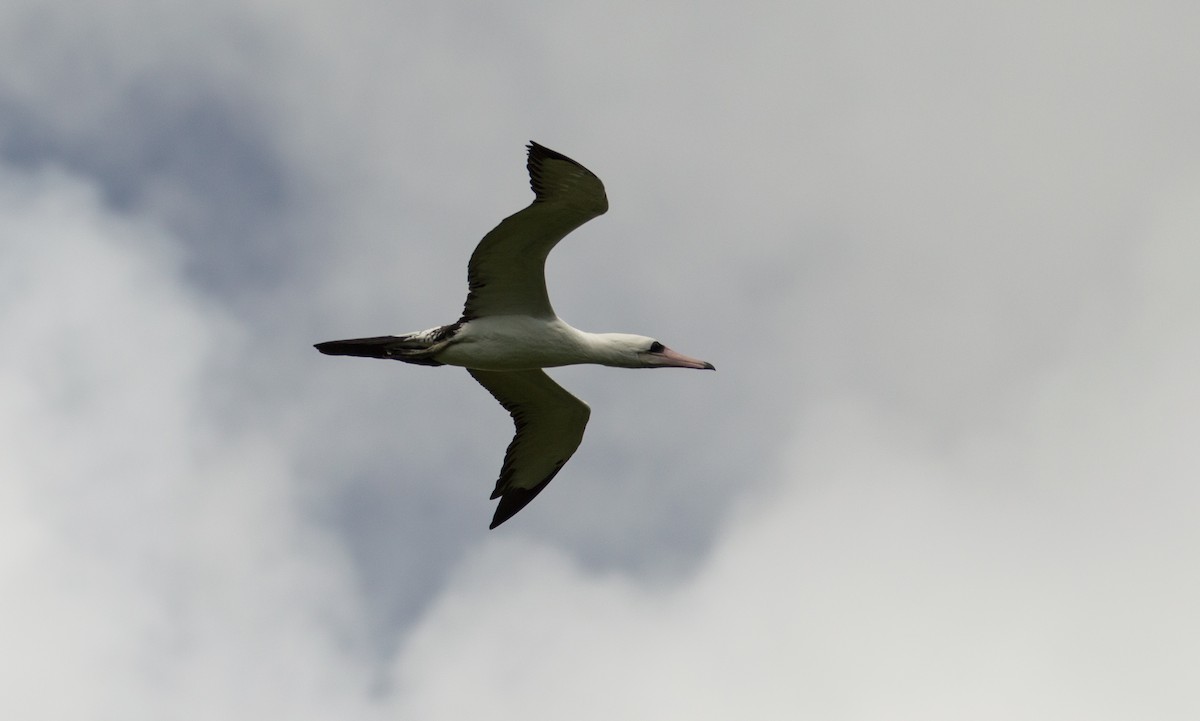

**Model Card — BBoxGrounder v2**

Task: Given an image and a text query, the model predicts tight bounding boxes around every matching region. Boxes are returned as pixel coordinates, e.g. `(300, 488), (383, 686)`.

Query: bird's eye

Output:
(649, 341), (665, 353)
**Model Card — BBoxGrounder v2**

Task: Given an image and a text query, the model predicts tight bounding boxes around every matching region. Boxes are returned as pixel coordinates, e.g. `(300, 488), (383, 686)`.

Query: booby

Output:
(316, 142), (714, 528)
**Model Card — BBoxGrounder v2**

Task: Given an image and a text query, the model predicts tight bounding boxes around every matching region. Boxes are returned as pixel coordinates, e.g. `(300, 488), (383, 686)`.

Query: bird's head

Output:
(594, 333), (715, 370)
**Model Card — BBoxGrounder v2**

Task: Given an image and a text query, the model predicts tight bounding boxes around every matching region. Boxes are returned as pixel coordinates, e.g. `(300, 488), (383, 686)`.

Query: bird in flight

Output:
(316, 142), (714, 528)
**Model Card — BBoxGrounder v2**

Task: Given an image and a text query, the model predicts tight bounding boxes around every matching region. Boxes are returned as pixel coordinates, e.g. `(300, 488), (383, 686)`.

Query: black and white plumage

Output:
(316, 142), (714, 528)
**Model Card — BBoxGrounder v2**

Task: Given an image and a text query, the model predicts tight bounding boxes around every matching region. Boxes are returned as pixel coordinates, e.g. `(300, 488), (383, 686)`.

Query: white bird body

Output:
(316, 142), (713, 528)
(433, 316), (598, 370)
(433, 317), (677, 371)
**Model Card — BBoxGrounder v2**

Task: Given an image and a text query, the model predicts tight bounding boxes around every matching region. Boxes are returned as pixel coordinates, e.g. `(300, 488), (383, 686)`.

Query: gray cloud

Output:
(2, 0), (1198, 717)
(386, 190), (1200, 715)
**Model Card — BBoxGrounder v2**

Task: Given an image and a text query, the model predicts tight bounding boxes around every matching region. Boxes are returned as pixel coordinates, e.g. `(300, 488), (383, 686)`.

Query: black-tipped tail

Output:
(315, 336), (402, 359)
(314, 336), (445, 366)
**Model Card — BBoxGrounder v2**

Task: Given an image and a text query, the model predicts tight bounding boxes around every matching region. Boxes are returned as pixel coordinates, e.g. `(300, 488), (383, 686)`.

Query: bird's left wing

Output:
(460, 142), (608, 321)
(468, 368), (592, 528)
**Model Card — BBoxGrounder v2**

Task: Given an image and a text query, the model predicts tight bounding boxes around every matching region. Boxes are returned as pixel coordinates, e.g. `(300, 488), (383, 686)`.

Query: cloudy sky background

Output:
(3, 1), (1198, 718)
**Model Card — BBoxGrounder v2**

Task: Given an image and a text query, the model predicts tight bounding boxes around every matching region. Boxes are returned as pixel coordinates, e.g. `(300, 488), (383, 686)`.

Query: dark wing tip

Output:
(487, 462), (566, 529)
(488, 482), (548, 529)
(527, 140), (580, 167)
(526, 141), (583, 198)
(524, 141), (608, 213)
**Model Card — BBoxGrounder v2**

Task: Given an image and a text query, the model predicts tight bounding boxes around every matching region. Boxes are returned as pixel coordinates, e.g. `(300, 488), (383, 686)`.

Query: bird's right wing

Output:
(468, 368), (592, 528)
(460, 142), (608, 321)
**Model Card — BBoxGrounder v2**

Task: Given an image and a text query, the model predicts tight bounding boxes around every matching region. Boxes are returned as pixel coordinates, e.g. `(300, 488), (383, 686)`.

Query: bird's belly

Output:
(436, 340), (582, 370)
(434, 318), (583, 371)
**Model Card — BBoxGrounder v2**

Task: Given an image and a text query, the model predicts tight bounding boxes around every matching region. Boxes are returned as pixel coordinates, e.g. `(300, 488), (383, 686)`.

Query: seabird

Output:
(316, 142), (714, 528)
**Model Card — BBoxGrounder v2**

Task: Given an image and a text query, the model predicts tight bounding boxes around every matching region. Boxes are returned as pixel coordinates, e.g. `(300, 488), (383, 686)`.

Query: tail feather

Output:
(314, 336), (445, 366)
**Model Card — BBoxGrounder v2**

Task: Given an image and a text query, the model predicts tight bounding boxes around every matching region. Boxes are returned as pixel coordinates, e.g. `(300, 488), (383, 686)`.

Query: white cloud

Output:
(0, 165), (375, 719)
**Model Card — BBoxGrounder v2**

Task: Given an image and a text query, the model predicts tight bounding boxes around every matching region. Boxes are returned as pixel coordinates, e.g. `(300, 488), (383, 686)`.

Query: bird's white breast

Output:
(435, 316), (592, 371)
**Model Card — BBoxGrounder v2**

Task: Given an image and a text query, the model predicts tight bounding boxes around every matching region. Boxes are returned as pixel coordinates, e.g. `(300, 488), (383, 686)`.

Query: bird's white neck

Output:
(572, 329), (656, 368)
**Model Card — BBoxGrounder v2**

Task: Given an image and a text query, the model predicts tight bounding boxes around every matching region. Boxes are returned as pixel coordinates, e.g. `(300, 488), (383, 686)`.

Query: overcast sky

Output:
(3, 1), (1198, 718)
